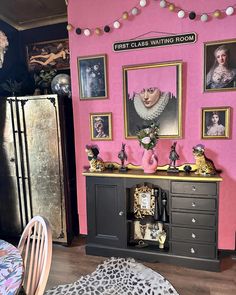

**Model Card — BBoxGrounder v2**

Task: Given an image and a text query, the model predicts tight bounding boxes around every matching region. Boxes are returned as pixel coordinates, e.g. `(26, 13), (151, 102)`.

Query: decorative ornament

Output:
(113, 21), (121, 29)
(226, 6), (234, 16)
(213, 10), (221, 18)
(177, 10), (185, 18)
(168, 3), (175, 12)
(122, 11), (129, 20)
(104, 25), (111, 33)
(75, 27), (82, 35)
(131, 7), (139, 15)
(139, 0), (147, 7)
(189, 11), (196, 20)
(66, 24), (73, 31)
(200, 14), (208, 22)
(160, 0), (167, 8)
(84, 28), (91, 36)
(95, 28), (102, 35)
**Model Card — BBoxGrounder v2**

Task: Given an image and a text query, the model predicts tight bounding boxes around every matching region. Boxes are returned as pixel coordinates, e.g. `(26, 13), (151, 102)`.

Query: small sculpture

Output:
(167, 142), (179, 173)
(157, 222), (167, 249)
(85, 145), (105, 172)
(192, 144), (216, 175)
(118, 143), (128, 172)
(160, 191), (169, 223)
(183, 165), (192, 174)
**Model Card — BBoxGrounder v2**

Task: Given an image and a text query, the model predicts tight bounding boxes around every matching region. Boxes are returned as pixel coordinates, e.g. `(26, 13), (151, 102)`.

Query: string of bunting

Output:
(67, 0), (236, 36)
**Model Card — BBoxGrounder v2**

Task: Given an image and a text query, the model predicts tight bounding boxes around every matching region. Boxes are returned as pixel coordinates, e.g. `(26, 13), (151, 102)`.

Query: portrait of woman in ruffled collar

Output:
(123, 61), (182, 138)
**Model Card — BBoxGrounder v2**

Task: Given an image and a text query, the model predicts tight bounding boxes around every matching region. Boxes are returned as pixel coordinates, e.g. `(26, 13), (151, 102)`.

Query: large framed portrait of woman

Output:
(123, 61), (182, 139)
(204, 39), (236, 92)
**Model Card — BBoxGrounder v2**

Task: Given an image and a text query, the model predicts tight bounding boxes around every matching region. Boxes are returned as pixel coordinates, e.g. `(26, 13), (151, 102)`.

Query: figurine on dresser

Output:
(167, 142), (179, 173)
(192, 144), (216, 175)
(118, 143), (128, 172)
(85, 145), (105, 172)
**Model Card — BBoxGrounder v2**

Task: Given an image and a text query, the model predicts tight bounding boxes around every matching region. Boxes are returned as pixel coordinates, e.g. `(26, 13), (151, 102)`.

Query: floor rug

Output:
(45, 257), (179, 295)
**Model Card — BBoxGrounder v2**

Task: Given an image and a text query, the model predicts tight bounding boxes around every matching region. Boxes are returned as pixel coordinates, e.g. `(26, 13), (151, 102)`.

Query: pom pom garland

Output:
(73, 1), (236, 37)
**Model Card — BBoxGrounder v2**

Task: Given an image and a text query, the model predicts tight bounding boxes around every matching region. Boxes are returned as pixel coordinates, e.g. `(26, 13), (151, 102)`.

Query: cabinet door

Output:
(86, 177), (126, 247)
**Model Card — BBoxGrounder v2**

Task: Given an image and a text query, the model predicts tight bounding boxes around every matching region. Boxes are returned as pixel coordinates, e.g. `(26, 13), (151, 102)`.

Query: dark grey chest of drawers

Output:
(83, 169), (222, 271)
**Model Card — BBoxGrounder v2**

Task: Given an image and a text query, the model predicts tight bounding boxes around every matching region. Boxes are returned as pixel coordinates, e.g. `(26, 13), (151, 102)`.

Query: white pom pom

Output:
(139, 0), (147, 7)
(113, 21), (121, 29)
(84, 29), (91, 36)
(200, 14), (208, 22)
(178, 10), (185, 18)
(226, 6), (234, 16)
(160, 0), (167, 8)
(131, 7), (139, 15)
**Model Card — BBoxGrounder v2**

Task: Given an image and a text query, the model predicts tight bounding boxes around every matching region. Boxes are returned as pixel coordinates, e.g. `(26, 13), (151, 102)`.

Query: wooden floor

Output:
(46, 237), (236, 295)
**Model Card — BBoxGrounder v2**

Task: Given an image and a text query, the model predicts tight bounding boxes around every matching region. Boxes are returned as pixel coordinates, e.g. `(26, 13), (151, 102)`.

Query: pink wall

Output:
(68, 0), (236, 250)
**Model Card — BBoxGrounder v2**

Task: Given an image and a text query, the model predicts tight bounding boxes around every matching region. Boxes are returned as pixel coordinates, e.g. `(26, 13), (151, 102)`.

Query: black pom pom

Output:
(189, 11), (196, 20)
(104, 25), (110, 33)
(76, 27), (82, 35)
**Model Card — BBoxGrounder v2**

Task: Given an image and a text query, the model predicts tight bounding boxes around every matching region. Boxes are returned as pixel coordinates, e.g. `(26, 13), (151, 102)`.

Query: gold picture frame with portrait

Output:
(90, 112), (112, 141)
(204, 39), (236, 92)
(123, 61), (182, 139)
(201, 107), (231, 139)
(133, 185), (155, 218)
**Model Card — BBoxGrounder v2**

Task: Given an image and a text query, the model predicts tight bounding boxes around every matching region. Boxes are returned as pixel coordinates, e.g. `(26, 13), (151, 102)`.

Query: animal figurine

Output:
(192, 144), (216, 175)
(85, 145), (105, 172)
(118, 143), (128, 172)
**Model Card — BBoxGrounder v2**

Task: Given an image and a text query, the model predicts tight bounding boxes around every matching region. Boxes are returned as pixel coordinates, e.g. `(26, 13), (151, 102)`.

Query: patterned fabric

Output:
(0, 240), (24, 295)
(45, 257), (179, 295)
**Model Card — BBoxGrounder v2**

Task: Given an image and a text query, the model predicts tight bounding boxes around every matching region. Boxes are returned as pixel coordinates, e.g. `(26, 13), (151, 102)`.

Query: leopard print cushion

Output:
(45, 257), (179, 295)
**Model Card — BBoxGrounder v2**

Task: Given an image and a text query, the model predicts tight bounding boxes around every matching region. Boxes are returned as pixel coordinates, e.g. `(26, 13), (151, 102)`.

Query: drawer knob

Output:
(119, 211), (124, 216)
(192, 218), (196, 223)
(191, 202), (196, 207)
(191, 233), (196, 239)
(190, 248), (195, 254)
(192, 186), (196, 191)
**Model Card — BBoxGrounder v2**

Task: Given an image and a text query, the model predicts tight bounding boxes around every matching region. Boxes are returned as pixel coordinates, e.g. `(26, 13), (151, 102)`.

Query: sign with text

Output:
(113, 32), (197, 52)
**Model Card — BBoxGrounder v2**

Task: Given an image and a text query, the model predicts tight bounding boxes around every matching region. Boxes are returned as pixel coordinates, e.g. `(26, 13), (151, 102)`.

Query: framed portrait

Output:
(201, 107), (231, 139)
(26, 39), (69, 71)
(77, 54), (108, 100)
(90, 112), (112, 140)
(133, 221), (160, 242)
(133, 185), (155, 218)
(204, 39), (236, 92)
(123, 61), (182, 139)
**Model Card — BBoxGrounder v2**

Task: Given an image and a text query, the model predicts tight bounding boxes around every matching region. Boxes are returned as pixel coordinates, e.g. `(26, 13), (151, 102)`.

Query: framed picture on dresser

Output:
(201, 107), (231, 139)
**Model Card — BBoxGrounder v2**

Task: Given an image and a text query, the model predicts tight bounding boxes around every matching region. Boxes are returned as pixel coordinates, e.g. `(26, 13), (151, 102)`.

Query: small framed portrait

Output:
(204, 39), (236, 92)
(201, 107), (231, 139)
(90, 112), (112, 140)
(133, 185), (155, 218)
(123, 61), (182, 139)
(26, 39), (70, 71)
(77, 54), (108, 100)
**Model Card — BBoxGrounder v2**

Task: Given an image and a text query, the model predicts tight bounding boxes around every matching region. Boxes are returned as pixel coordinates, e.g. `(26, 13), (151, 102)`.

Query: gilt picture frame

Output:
(123, 61), (182, 139)
(201, 107), (230, 139)
(78, 54), (108, 100)
(204, 39), (236, 92)
(26, 38), (70, 71)
(90, 112), (112, 141)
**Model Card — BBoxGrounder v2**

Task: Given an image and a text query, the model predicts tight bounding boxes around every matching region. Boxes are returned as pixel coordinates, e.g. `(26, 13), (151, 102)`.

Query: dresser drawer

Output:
(171, 227), (216, 243)
(171, 212), (216, 227)
(172, 197), (216, 211)
(172, 241), (216, 259)
(171, 181), (217, 196)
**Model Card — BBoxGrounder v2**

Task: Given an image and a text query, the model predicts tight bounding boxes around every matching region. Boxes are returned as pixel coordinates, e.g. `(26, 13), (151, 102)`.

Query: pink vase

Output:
(141, 149), (158, 173)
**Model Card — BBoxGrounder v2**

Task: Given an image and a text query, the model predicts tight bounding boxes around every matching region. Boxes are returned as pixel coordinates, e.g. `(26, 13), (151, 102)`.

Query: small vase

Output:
(141, 149), (158, 173)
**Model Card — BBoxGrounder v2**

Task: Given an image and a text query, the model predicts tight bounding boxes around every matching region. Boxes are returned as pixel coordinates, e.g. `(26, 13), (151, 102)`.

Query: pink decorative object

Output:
(141, 149), (158, 173)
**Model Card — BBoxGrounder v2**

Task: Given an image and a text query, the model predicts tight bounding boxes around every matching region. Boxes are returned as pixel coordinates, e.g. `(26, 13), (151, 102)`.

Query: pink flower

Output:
(141, 137), (151, 144)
